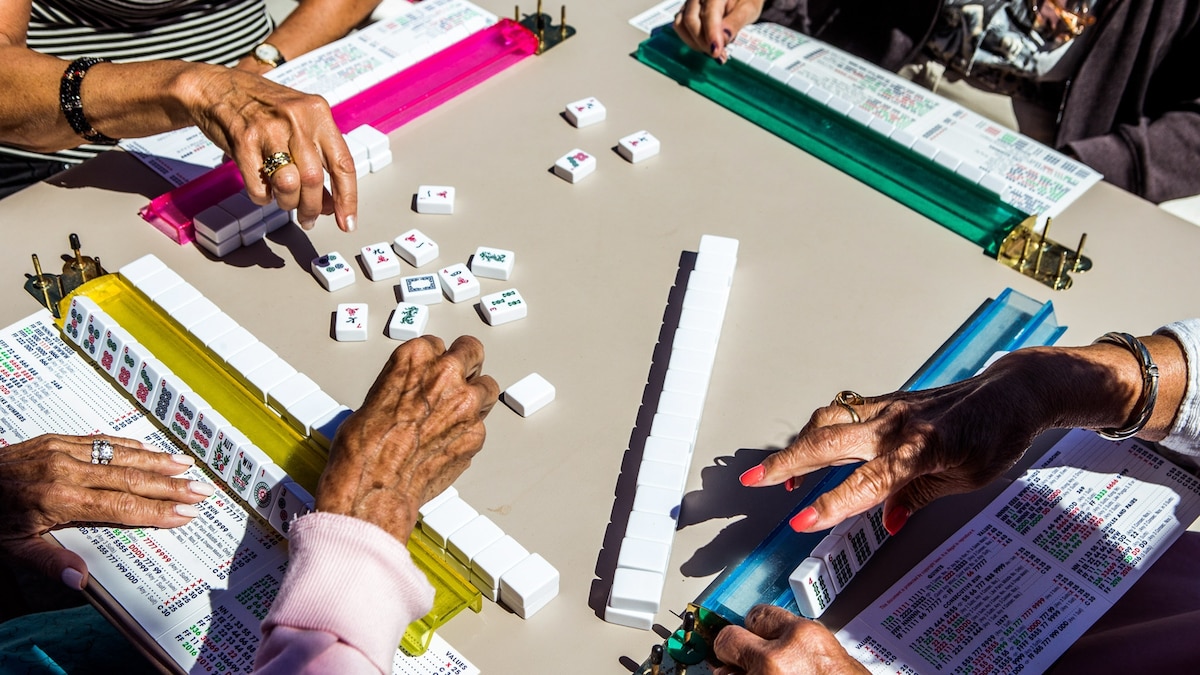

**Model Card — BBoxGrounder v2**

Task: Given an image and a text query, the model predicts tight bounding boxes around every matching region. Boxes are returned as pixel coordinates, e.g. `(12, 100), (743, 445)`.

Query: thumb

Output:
(723, 0), (764, 40)
(6, 537), (90, 590)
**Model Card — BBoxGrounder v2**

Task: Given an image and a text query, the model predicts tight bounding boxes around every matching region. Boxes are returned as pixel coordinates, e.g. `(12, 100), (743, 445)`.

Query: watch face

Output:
(254, 44), (283, 65)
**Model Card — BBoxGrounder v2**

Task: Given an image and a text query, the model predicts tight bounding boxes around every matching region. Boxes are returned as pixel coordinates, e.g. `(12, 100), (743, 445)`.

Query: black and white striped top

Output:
(2, 0), (272, 164)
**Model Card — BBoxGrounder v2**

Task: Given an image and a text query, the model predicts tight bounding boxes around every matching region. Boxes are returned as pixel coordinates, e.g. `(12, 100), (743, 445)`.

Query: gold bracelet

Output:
(1093, 332), (1159, 441)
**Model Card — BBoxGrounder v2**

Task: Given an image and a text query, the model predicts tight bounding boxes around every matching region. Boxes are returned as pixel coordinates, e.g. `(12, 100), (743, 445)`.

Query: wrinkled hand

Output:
(184, 66), (357, 232)
(712, 605), (867, 675)
(0, 435), (212, 588)
(674, 0), (765, 62)
(739, 348), (1120, 535)
(316, 336), (499, 544)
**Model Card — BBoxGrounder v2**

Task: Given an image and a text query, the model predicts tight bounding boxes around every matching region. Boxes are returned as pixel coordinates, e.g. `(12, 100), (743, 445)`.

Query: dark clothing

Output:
(759, 0), (1200, 203)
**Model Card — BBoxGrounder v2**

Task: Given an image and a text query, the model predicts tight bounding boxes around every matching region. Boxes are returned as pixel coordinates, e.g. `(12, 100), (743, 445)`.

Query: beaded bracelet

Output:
(59, 57), (120, 145)
(1093, 331), (1159, 440)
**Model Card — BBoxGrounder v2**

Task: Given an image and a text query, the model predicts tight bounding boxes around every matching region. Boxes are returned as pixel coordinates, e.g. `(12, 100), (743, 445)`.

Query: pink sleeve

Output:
(255, 512), (434, 673)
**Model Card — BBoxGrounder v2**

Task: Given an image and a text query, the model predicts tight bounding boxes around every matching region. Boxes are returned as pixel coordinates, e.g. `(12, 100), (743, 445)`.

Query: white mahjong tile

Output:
(826, 96), (854, 115)
(649, 413), (698, 445)
(114, 340), (145, 393)
(240, 220), (267, 246)
(342, 133), (370, 178)
(480, 288), (526, 326)
(154, 282), (202, 316)
(311, 406), (353, 449)
(334, 303), (369, 342)
(131, 358), (167, 408)
(979, 173), (1007, 196)
(788, 76), (814, 95)
(617, 130), (660, 163)
(564, 96), (606, 128)
(502, 373), (554, 417)
(346, 124), (389, 158)
(692, 253), (737, 280)
(228, 342), (282, 391)
(269, 478), (314, 538)
(470, 246), (515, 280)
(934, 151), (962, 172)
(368, 149), (393, 173)
(197, 232), (243, 258)
(625, 511), (677, 545)
(864, 505), (889, 549)
(681, 287), (729, 315)
(149, 374), (187, 428)
(471, 535), (529, 597)
(189, 312), (238, 347)
(62, 295), (96, 346)
(219, 191), (265, 229)
(748, 55), (772, 73)
(789, 557), (836, 618)
(175, 297), (220, 331)
(868, 117), (896, 138)
(267, 373), (320, 417)
(420, 497), (478, 548)
(80, 309), (109, 360)
(656, 390), (705, 420)
(418, 486), (459, 520)
(632, 484), (683, 520)
(117, 254), (166, 287)
(447, 515), (505, 566)
(662, 368), (710, 395)
(227, 444), (271, 501)
(387, 303), (429, 342)
(250, 462), (289, 521)
(209, 427), (249, 481)
(132, 268), (185, 301)
(604, 604), (654, 630)
(636, 460), (688, 493)
(890, 128), (918, 149)
(957, 164), (986, 184)
(686, 270), (732, 294)
(811, 534), (855, 593)
(359, 242), (401, 281)
(193, 204), (240, 245)
(698, 234), (739, 257)
(97, 327), (127, 378)
(641, 437), (691, 467)
(283, 390), (339, 436)
(617, 536), (671, 575)
(167, 392), (207, 444)
(438, 264), (481, 303)
(807, 85), (832, 105)
(499, 553), (558, 618)
(832, 516), (874, 571)
(310, 252), (356, 292)
(393, 229), (439, 267)
(242, 356), (298, 405)
(553, 148), (596, 184)
(848, 106), (873, 127)
(673, 327), (718, 354)
(262, 204), (291, 233)
(399, 273), (442, 304)
(607, 567), (662, 614)
(415, 185), (455, 215)
(208, 326), (257, 363)
(911, 138), (939, 161)
(668, 347), (716, 375)
(187, 408), (227, 463)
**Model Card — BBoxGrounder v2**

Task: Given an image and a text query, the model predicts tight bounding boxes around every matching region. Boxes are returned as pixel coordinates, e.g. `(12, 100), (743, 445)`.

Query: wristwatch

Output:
(252, 43), (286, 68)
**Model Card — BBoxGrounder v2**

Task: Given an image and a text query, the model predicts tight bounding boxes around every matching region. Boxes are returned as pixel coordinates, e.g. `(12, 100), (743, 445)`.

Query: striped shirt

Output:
(2, 0), (272, 164)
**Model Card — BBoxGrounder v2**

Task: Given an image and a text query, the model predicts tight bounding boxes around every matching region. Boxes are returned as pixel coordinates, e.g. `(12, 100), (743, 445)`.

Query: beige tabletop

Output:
(3, 0), (1200, 671)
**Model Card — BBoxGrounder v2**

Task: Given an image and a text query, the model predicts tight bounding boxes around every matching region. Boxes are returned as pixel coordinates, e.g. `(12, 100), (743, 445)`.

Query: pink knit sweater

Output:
(254, 512), (434, 673)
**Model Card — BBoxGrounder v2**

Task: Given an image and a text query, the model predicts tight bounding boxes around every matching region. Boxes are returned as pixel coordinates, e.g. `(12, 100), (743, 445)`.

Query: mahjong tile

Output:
(393, 229), (439, 267)
(334, 303), (368, 342)
(415, 185), (455, 215)
(564, 97), (606, 128)
(310, 252), (356, 292)
(553, 148), (596, 184)
(437, 263), (480, 303)
(479, 288), (526, 326)
(470, 246), (515, 280)
(617, 130), (660, 163)
(359, 242), (401, 281)
(387, 303), (429, 342)
(399, 273), (442, 305)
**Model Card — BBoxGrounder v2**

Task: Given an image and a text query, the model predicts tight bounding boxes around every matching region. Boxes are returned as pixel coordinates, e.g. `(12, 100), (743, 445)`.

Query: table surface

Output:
(3, 1), (1200, 671)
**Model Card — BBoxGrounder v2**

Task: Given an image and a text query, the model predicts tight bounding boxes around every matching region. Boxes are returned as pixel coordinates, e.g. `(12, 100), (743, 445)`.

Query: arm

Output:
(0, 3), (356, 231)
(740, 328), (1191, 535)
(0, 435), (211, 589)
(256, 336), (499, 673)
(1066, 110), (1200, 204)
(235, 0), (382, 75)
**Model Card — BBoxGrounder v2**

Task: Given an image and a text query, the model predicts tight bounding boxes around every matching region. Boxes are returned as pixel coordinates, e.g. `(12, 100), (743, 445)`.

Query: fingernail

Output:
(884, 507), (911, 535)
(789, 506), (819, 532)
(61, 567), (85, 590)
(710, 41), (719, 55)
(739, 464), (765, 486)
(300, 218), (316, 231)
(175, 503), (200, 518)
(189, 481), (216, 497)
(724, 28), (733, 39)
(344, 214), (357, 232)
(784, 476), (796, 492)
(170, 453), (195, 465)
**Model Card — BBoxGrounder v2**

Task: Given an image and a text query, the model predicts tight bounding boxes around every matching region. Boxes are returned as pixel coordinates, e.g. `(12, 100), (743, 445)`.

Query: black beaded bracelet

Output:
(59, 57), (120, 145)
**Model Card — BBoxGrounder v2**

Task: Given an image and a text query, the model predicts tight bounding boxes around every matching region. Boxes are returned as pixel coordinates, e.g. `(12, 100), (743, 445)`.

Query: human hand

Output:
(0, 434), (213, 589)
(712, 604), (867, 675)
(315, 336), (500, 544)
(181, 66), (357, 232)
(674, 0), (765, 62)
(738, 347), (1137, 535)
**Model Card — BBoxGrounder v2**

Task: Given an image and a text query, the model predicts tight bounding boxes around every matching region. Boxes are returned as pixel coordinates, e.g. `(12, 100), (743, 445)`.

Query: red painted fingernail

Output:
(789, 506), (819, 532)
(739, 464), (765, 486)
(784, 477), (796, 492)
(883, 507), (911, 535)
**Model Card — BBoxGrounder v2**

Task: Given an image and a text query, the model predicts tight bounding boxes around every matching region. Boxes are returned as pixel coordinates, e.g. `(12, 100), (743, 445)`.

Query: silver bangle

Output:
(1093, 332), (1159, 441)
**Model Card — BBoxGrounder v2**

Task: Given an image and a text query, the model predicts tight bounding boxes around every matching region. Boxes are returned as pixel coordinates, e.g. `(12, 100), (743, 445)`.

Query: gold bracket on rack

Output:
(24, 234), (107, 317)
(997, 215), (1091, 291)
(24, 254), (64, 318)
(515, 1), (575, 54)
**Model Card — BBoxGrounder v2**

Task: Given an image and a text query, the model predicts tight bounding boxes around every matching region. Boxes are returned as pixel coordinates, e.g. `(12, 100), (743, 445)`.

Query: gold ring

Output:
(833, 390), (865, 424)
(262, 151), (294, 178)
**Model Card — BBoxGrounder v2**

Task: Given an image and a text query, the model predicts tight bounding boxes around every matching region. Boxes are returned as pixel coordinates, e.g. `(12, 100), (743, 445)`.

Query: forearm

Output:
(0, 46), (218, 152)
(243, 0), (381, 71)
